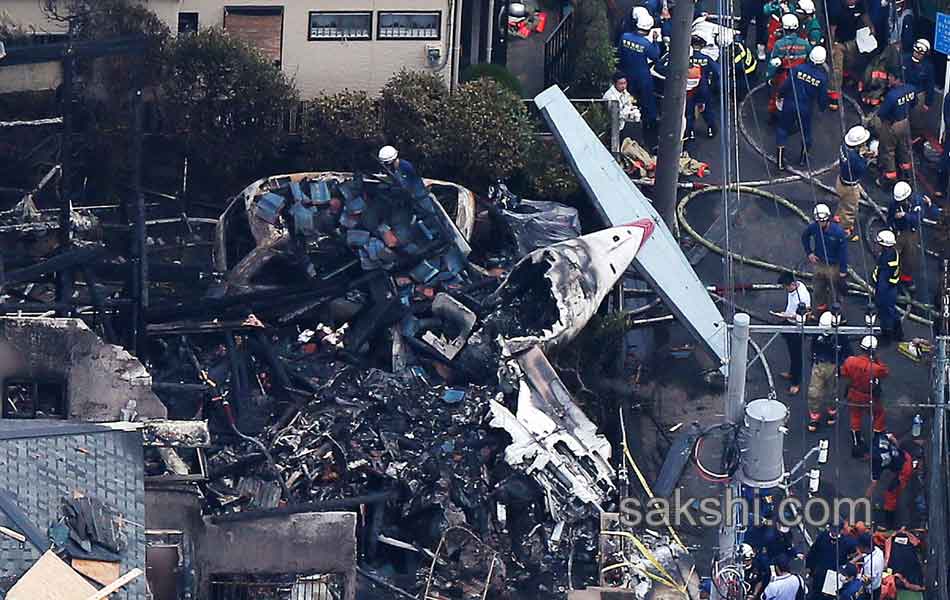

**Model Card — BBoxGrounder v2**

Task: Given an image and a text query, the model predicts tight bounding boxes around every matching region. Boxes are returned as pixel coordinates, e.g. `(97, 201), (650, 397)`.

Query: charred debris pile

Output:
(3, 166), (687, 597)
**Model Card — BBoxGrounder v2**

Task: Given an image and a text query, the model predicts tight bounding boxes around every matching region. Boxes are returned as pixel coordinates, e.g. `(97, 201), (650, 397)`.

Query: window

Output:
(378, 11), (441, 40)
(2, 379), (67, 419)
(308, 12), (372, 41)
(178, 12), (198, 37)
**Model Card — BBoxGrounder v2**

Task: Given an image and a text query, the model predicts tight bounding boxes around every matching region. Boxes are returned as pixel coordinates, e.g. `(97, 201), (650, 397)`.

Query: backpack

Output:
(794, 574), (807, 600)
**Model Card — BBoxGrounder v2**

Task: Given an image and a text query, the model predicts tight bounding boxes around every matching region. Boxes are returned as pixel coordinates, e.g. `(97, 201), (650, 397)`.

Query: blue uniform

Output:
(838, 144), (868, 184)
(837, 578), (863, 600)
(777, 62), (828, 147)
(902, 54), (936, 105)
(802, 221), (849, 274)
(873, 246), (901, 332)
(619, 32), (661, 121)
(391, 159), (427, 200)
(812, 334), (852, 366)
(888, 193), (940, 232)
(689, 49), (721, 134)
(878, 83), (917, 122)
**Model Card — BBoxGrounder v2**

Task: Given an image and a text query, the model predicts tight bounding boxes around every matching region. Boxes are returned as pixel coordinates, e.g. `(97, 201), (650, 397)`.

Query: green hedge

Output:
(460, 63), (524, 97)
(568, 0), (616, 98)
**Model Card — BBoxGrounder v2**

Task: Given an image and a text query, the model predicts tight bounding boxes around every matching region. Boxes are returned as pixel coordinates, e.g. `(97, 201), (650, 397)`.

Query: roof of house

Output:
(0, 422), (145, 599)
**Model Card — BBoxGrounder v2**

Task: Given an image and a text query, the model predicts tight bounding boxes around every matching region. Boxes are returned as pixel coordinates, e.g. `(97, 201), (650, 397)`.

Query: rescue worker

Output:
(873, 72), (917, 186)
(866, 431), (915, 529)
(801, 203), (849, 311)
(837, 564), (863, 600)
(689, 31), (721, 138)
(887, 181), (939, 293)
(903, 39), (936, 137)
(776, 46), (828, 169)
(767, 14), (811, 121)
(807, 311), (851, 432)
(873, 229), (903, 344)
(378, 145), (426, 200)
(684, 56), (709, 142)
(739, 0), (769, 60)
(840, 335), (889, 458)
(806, 521), (857, 599)
(740, 542), (767, 599)
(763, 0), (800, 53)
(732, 37), (760, 101)
(603, 72), (642, 141)
(829, 0), (873, 111)
(772, 272), (811, 395)
(796, 0), (823, 46)
(860, 9), (914, 107)
(618, 13), (661, 150)
(835, 125), (873, 242)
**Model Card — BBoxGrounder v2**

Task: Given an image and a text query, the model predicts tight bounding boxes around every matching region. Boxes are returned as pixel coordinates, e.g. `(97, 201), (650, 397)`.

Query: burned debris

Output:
(0, 153), (690, 599)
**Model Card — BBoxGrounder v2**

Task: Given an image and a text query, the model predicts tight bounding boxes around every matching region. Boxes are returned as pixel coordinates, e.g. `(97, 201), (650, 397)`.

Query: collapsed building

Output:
(0, 96), (712, 599)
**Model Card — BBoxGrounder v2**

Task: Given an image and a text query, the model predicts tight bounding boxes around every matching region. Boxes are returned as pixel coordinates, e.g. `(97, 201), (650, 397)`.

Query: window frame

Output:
(177, 12), (199, 37)
(376, 10), (443, 41)
(307, 10), (374, 42)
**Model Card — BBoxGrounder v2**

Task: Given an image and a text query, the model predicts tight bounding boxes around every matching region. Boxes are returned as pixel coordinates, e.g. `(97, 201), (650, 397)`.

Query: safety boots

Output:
(777, 146), (786, 171)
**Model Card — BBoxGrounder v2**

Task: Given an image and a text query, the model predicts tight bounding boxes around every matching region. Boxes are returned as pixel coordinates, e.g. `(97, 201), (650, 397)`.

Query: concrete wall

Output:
(0, 317), (167, 421)
(0, 62), (62, 94)
(1, 0), (458, 98)
(144, 488), (357, 600)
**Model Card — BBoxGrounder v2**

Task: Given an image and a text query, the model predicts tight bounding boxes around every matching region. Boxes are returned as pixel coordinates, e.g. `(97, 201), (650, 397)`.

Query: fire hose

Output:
(676, 184), (934, 326)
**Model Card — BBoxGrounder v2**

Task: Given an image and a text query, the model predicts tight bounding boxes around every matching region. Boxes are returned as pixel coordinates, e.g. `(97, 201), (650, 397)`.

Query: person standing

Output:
(689, 30), (721, 138)
(603, 72), (642, 142)
(618, 13), (661, 150)
(887, 181), (940, 293)
(801, 203), (849, 312)
(732, 37), (760, 101)
(767, 14), (811, 123)
(872, 229), (903, 343)
(854, 533), (884, 600)
(841, 335), (889, 458)
(902, 39), (935, 137)
(775, 46), (828, 169)
(763, 554), (806, 600)
(829, 0), (873, 111)
(739, 0), (769, 60)
(873, 72), (917, 186)
(835, 125), (873, 242)
(772, 272), (812, 395)
(806, 522), (856, 599)
(796, 0), (824, 46)
(806, 311), (851, 431)
(378, 145), (426, 200)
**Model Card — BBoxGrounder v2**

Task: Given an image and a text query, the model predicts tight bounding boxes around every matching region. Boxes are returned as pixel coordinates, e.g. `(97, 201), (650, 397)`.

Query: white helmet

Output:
(509, 2), (528, 18)
(378, 145), (398, 163)
(782, 14), (800, 31)
(814, 203), (832, 221)
(739, 543), (755, 561)
(893, 181), (913, 202)
(637, 13), (655, 31)
(845, 125), (870, 147)
(914, 39), (931, 54)
(876, 229), (897, 247)
(632, 6), (650, 23)
(809, 45), (827, 65)
(819, 311), (841, 329)
(799, 0), (816, 14)
(860, 335), (878, 351)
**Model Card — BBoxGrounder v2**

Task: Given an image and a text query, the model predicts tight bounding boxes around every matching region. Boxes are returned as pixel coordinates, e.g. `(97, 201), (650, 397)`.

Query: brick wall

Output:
(224, 10), (283, 64)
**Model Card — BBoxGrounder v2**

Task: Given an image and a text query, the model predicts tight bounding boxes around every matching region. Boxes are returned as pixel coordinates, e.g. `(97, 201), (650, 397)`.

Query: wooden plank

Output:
(82, 567), (143, 600)
(0, 525), (26, 543)
(71, 559), (120, 586)
(6, 550), (98, 600)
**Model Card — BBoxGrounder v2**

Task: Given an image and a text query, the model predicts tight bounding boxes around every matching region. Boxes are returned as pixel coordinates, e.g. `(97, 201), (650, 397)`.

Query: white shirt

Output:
(763, 572), (802, 600)
(861, 546), (885, 590)
(602, 85), (641, 126)
(781, 281), (812, 319)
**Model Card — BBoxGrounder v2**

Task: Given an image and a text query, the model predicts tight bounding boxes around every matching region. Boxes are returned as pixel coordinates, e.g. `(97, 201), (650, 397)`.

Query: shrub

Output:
(162, 28), (298, 185)
(568, 0), (616, 97)
(378, 70), (450, 174)
(303, 90), (382, 171)
(460, 63), (524, 97)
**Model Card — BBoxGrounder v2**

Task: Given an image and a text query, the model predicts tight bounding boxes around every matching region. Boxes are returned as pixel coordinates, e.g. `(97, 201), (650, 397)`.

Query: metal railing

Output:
(543, 10), (575, 89)
(210, 574), (345, 600)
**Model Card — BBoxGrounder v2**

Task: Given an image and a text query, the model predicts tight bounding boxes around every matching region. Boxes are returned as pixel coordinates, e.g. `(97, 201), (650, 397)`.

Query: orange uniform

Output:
(841, 354), (889, 431)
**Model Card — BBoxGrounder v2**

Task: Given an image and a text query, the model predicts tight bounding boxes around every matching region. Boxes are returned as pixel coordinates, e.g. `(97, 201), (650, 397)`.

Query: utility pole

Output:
(713, 313), (749, 599)
(55, 17), (75, 316)
(926, 259), (949, 598)
(654, 0), (695, 230)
